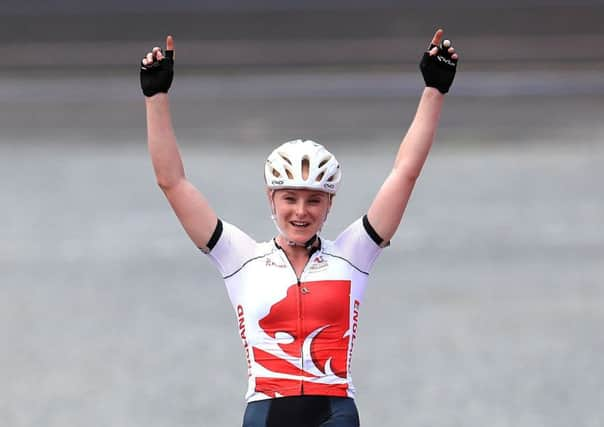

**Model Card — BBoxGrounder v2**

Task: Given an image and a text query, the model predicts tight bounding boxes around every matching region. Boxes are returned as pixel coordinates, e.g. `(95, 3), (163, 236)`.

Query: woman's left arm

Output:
(367, 29), (459, 243)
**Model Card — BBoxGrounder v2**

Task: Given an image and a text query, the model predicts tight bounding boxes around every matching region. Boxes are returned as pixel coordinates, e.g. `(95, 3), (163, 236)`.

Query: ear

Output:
(266, 189), (276, 215)
(325, 194), (335, 217)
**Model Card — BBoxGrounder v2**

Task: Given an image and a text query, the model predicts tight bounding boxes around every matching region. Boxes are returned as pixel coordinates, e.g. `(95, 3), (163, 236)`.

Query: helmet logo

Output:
(271, 180), (284, 185)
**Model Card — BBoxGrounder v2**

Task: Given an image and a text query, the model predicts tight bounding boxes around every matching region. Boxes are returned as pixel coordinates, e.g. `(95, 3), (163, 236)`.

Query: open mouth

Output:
(290, 221), (310, 228)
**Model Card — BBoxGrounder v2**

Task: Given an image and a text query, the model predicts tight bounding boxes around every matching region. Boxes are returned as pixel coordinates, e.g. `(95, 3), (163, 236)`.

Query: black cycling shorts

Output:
(242, 396), (360, 427)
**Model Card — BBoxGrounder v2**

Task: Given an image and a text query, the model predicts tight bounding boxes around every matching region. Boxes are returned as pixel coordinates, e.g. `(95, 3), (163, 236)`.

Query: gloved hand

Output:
(140, 35), (175, 97)
(419, 29), (459, 94)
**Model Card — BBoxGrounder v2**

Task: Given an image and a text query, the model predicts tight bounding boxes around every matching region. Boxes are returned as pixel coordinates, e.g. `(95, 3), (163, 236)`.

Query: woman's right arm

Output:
(143, 36), (218, 251)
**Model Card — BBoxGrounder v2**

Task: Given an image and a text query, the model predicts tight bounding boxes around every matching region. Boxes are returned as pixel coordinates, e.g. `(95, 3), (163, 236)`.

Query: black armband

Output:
(206, 218), (223, 251)
(363, 215), (389, 247)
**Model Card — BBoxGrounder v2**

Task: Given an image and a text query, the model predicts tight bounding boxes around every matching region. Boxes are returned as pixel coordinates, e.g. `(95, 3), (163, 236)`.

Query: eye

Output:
(284, 196), (296, 203)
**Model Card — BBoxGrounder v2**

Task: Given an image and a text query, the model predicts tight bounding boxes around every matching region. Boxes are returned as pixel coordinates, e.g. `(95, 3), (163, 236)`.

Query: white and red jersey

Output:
(205, 216), (383, 402)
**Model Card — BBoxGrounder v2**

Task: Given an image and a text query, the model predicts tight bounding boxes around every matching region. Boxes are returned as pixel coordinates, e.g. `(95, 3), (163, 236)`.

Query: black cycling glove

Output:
(419, 42), (457, 94)
(140, 49), (174, 97)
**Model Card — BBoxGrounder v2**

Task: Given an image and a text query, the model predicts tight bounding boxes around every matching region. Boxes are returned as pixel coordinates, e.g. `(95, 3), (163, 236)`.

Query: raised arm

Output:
(367, 29), (459, 244)
(142, 35), (218, 251)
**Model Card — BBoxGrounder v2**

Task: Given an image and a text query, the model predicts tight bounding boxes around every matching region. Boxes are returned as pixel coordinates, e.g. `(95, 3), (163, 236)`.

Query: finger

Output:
(152, 46), (161, 58)
(142, 57), (149, 66)
(146, 52), (154, 64)
(156, 50), (164, 61)
(448, 47), (455, 54)
(431, 29), (444, 47)
(451, 53), (459, 60)
(165, 35), (175, 60)
(429, 46), (439, 56)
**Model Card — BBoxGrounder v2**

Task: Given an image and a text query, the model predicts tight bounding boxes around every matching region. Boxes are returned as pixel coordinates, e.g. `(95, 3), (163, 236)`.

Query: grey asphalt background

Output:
(2, 2), (604, 426)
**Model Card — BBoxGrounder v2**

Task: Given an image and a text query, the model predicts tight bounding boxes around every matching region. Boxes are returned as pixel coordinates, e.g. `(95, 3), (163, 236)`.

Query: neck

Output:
(276, 234), (318, 257)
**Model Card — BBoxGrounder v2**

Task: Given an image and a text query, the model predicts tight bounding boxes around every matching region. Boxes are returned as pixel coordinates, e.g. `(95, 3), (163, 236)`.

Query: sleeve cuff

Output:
(204, 218), (223, 252)
(362, 214), (389, 247)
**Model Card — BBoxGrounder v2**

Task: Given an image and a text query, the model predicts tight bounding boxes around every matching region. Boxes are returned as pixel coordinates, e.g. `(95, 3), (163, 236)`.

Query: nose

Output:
(294, 200), (308, 217)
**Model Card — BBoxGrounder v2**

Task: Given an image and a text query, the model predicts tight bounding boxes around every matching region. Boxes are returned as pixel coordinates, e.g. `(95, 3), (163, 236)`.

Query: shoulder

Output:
(333, 215), (386, 248)
(205, 220), (274, 276)
(323, 215), (386, 273)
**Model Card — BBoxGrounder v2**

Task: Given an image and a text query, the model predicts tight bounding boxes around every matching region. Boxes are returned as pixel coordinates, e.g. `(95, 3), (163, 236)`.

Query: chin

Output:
(286, 226), (318, 242)
(289, 230), (314, 242)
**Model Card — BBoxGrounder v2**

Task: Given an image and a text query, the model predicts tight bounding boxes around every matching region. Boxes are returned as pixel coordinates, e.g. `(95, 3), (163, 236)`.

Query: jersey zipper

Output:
(278, 245), (319, 396)
(297, 277), (304, 395)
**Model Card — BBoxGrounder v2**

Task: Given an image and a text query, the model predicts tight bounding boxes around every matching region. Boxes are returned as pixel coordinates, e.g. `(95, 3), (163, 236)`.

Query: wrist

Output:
(145, 92), (169, 102)
(423, 86), (445, 99)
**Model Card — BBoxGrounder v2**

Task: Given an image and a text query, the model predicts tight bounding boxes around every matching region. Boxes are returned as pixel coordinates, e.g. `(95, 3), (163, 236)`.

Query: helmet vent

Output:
(318, 157), (331, 168)
(301, 157), (310, 180)
(278, 153), (292, 165)
(316, 171), (325, 181)
(271, 168), (281, 178)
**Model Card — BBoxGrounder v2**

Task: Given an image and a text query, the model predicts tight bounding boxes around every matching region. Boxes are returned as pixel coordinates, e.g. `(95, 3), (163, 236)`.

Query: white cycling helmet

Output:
(264, 139), (341, 194)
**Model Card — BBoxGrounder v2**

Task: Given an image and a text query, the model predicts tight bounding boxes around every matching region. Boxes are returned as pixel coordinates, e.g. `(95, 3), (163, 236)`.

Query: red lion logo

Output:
(253, 280), (351, 388)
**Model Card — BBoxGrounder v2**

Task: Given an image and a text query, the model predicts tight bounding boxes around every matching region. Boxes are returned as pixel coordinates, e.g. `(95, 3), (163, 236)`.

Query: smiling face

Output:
(269, 189), (333, 245)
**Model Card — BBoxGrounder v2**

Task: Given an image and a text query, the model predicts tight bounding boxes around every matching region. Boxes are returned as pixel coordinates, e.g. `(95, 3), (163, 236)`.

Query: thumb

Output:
(165, 35), (175, 59)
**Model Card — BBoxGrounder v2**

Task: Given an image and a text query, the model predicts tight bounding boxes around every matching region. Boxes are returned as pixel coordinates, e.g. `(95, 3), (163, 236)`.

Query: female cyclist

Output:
(140, 29), (458, 427)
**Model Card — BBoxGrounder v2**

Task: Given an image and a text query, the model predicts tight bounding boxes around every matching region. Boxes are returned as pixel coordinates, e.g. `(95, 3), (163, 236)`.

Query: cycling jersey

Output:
(206, 215), (383, 403)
